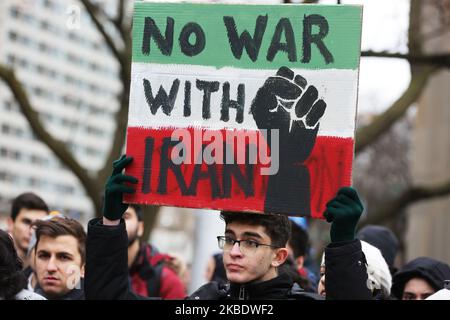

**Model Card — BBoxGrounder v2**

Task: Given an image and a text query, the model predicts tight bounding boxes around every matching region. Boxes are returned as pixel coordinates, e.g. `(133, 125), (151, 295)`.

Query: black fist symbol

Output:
(251, 66), (327, 164)
(251, 67), (327, 214)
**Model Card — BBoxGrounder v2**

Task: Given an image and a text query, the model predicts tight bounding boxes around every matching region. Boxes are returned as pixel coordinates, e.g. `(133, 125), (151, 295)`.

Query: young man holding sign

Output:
(85, 156), (371, 300)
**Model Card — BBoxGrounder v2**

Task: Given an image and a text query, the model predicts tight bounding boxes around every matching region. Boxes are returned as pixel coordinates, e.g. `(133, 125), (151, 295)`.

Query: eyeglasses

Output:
(217, 236), (279, 255)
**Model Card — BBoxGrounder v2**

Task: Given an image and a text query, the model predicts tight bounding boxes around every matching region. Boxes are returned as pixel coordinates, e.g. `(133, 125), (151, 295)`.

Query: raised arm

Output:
(323, 187), (372, 300)
(84, 156), (142, 300)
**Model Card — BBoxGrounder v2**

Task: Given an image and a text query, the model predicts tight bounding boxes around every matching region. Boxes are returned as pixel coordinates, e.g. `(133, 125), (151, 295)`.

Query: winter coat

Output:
(129, 242), (186, 299)
(392, 257), (450, 299)
(85, 218), (372, 300)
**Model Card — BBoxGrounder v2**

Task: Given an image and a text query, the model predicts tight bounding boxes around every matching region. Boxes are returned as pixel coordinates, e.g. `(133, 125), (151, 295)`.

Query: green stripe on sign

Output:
(132, 2), (362, 70)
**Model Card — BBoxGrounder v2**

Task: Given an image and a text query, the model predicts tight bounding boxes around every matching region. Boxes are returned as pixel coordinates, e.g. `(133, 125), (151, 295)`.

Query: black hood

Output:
(211, 253), (227, 284)
(392, 257), (450, 299)
(357, 225), (399, 269)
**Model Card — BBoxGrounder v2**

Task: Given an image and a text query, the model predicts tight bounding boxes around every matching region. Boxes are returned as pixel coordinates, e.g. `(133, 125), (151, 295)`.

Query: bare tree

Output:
(354, 0), (450, 227)
(0, 0), (158, 240)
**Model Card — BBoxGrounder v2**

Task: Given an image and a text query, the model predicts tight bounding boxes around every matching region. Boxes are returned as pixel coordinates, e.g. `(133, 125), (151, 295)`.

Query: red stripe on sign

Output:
(124, 127), (353, 218)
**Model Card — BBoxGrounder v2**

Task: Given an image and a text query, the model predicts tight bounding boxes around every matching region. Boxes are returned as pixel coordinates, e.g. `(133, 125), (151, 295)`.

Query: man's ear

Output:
(137, 221), (144, 238)
(271, 248), (289, 268)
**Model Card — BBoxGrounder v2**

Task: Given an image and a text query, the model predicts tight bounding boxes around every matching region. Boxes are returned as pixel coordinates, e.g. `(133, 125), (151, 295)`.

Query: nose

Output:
(46, 256), (58, 273)
(229, 241), (243, 257)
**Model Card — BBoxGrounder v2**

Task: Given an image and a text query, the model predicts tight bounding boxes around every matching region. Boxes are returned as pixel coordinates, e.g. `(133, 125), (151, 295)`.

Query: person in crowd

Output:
(124, 204), (186, 298)
(391, 257), (450, 300)
(287, 216), (319, 291)
(33, 217), (86, 300)
(0, 229), (46, 300)
(318, 240), (392, 299)
(85, 155), (372, 300)
(205, 252), (227, 285)
(357, 225), (399, 275)
(7, 192), (49, 268)
(24, 211), (66, 291)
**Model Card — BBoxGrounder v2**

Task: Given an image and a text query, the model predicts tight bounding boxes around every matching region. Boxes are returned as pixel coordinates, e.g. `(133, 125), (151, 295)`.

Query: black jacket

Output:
(34, 279), (85, 300)
(188, 273), (322, 300)
(85, 218), (371, 300)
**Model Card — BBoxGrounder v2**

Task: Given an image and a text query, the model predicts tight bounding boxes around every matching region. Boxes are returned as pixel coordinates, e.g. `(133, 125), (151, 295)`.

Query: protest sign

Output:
(125, 2), (362, 218)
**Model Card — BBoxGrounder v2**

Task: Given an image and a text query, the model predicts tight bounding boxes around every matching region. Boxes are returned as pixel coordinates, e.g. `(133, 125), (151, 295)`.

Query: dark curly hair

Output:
(220, 211), (291, 248)
(0, 230), (26, 299)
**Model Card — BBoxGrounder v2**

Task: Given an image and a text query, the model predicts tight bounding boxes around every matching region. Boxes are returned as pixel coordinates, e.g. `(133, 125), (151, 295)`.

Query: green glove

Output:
(102, 155), (138, 221)
(324, 187), (364, 243)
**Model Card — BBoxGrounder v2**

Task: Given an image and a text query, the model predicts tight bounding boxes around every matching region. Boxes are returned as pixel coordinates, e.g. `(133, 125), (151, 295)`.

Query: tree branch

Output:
(98, 66), (130, 183)
(109, 0), (130, 44)
(362, 50), (450, 68)
(355, 65), (437, 154)
(114, 0), (125, 30)
(80, 0), (131, 187)
(359, 180), (450, 227)
(0, 65), (102, 214)
(79, 0), (125, 66)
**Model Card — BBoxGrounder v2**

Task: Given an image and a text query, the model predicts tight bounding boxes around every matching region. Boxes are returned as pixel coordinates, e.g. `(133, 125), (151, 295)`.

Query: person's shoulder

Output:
(287, 283), (324, 300)
(15, 289), (47, 300)
(188, 281), (230, 300)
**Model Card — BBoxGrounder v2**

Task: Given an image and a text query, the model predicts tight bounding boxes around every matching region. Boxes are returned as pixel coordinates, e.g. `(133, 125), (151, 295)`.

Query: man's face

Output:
(222, 221), (286, 284)
(402, 277), (435, 300)
(8, 209), (47, 252)
(318, 265), (326, 297)
(35, 235), (84, 299)
(123, 207), (143, 245)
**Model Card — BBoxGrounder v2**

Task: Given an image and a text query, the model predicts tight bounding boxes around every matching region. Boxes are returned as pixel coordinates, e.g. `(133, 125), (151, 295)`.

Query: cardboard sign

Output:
(125, 2), (362, 218)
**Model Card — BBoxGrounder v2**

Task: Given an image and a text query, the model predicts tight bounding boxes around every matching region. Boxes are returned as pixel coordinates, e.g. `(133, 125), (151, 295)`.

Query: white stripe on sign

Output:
(128, 63), (358, 138)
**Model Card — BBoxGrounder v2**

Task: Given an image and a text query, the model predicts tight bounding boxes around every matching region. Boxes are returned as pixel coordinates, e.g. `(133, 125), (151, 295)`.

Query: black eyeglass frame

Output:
(216, 236), (280, 250)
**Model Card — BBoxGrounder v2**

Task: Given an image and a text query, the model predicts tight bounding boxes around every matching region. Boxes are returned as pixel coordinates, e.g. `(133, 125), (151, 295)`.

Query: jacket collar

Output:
(35, 278), (85, 300)
(228, 273), (293, 300)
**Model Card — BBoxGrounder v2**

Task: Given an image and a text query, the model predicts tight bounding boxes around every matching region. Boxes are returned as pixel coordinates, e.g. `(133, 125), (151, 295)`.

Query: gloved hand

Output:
(324, 187), (364, 243)
(102, 155), (138, 221)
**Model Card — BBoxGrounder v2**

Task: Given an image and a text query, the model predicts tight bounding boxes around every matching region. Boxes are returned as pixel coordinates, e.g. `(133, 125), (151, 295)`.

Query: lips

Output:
(226, 264), (244, 272)
(43, 276), (60, 285)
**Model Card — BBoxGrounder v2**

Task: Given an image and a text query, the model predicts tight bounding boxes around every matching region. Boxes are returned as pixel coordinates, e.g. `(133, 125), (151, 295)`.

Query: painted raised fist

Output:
(251, 67), (327, 214)
(251, 66), (326, 165)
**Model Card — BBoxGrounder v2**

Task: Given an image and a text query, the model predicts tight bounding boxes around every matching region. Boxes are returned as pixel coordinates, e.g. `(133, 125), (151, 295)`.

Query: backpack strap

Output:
(145, 260), (164, 297)
(140, 245), (165, 298)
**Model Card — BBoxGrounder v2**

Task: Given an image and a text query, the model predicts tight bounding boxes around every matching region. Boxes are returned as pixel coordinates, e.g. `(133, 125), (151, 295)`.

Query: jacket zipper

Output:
(239, 286), (246, 300)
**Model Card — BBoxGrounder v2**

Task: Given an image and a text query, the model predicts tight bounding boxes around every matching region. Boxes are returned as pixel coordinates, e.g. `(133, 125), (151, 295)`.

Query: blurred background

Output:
(0, 0), (449, 294)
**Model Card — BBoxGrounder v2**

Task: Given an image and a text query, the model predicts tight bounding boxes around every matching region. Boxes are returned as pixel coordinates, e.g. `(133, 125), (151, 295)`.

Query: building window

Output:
(29, 177), (40, 187)
(0, 171), (8, 182)
(41, 20), (50, 31)
(43, 0), (54, 9)
(8, 31), (18, 41)
(7, 54), (16, 65)
(1, 124), (11, 134)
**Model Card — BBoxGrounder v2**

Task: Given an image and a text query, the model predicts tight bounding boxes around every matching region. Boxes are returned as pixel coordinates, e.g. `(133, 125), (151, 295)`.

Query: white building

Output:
(0, 0), (205, 279)
(0, 0), (121, 223)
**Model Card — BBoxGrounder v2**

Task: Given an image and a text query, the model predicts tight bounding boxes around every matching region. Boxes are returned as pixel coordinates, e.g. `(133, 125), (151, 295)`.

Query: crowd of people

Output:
(1, 156), (450, 300)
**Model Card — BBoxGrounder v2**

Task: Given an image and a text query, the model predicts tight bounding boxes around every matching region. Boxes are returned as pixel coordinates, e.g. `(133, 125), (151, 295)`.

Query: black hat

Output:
(357, 225), (399, 269)
(391, 257), (450, 299)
